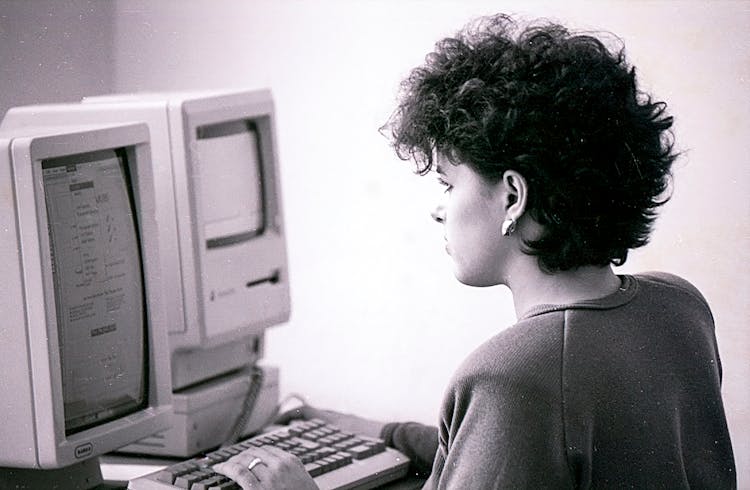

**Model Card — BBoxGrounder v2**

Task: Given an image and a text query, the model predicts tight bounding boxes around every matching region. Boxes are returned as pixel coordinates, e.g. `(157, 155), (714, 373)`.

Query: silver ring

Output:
(246, 457), (264, 472)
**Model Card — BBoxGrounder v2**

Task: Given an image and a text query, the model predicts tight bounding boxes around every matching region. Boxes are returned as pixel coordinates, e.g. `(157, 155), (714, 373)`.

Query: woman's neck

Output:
(507, 259), (622, 319)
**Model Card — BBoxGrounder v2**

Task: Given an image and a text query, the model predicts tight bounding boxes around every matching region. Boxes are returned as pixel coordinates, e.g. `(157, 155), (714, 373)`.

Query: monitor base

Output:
(117, 364), (279, 458)
(0, 457), (103, 490)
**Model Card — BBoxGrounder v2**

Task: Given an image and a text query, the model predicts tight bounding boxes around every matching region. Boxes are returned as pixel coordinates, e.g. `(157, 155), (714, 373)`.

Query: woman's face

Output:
(431, 159), (510, 287)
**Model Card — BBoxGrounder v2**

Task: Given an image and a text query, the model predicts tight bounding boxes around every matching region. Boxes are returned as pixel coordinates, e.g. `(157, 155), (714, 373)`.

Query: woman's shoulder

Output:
(634, 271), (712, 314)
(453, 313), (566, 388)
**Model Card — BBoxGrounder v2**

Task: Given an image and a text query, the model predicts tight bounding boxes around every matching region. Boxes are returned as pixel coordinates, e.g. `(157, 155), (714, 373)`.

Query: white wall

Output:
(0, 0), (115, 120)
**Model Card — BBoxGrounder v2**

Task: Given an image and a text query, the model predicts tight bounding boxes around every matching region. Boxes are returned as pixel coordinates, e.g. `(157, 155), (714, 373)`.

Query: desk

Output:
(100, 455), (425, 489)
(99, 454), (169, 489)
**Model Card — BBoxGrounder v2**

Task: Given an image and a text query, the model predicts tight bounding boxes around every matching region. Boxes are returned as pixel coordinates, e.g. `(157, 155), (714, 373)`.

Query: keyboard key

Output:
(206, 451), (231, 464)
(303, 429), (326, 440)
(209, 481), (240, 490)
(334, 452), (353, 465)
(156, 463), (196, 484)
(364, 440), (385, 452)
(297, 439), (321, 450)
(174, 472), (207, 488)
(328, 454), (349, 469)
(205, 454), (226, 464)
(156, 471), (177, 485)
(304, 462), (324, 477)
(300, 453), (317, 464)
(192, 476), (226, 490)
(317, 457), (339, 474)
(288, 425), (305, 436)
(347, 445), (375, 459)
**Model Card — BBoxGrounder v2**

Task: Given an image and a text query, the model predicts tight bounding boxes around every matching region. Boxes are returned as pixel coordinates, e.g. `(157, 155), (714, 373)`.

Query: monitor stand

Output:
(0, 457), (104, 489)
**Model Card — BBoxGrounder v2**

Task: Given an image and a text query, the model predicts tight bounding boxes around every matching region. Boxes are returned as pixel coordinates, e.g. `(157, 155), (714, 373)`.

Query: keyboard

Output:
(127, 418), (410, 490)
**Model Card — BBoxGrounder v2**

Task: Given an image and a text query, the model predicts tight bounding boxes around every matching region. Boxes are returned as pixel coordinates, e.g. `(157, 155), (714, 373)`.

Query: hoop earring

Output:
(501, 218), (516, 237)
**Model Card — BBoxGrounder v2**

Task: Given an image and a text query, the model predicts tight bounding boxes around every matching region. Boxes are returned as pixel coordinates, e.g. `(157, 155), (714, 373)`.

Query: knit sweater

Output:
(381, 272), (736, 488)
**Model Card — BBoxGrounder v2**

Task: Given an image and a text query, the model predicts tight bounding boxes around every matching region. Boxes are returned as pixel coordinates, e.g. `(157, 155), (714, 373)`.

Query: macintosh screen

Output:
(42, 149), (148, 435)
(196, 119), (265, 248)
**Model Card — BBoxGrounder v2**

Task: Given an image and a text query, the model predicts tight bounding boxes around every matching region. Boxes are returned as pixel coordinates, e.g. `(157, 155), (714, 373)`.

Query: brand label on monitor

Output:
(75, 443), (93, 459)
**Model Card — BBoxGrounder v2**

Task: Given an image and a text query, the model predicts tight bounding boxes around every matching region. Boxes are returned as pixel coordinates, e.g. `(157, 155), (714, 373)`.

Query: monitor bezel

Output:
(10, 123), (173, 469)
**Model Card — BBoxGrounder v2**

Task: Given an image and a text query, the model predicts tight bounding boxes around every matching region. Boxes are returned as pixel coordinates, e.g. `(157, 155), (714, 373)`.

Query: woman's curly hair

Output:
(383, 14), (676, 272)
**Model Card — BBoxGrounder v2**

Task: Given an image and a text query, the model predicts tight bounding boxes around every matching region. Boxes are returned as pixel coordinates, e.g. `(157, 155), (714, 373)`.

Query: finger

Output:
(213, 460), (260, 490)
(231, 446), (280, 481)
(262, 445), (307, 472)
(224, 448), (262, 469)
(244, 456), (272, 482)
(245, 445), (300, 474)
(261, 445), (295, 459)
(236, 446), (317, 489)
(245, 445), (282, 467)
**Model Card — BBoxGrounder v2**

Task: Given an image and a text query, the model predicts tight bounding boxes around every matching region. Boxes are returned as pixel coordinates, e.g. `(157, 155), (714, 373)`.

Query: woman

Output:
(214, 14), (736, 488)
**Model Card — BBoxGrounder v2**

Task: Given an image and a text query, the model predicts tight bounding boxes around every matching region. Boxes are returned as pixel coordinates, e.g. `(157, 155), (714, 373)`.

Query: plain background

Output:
(2, 0), (748, 485)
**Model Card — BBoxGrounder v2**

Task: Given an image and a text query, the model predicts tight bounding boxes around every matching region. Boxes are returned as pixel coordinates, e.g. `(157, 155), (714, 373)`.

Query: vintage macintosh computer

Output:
(1, 89), (410, 490)
(0, 121), (175, 488)
(2, 90), (290, 458)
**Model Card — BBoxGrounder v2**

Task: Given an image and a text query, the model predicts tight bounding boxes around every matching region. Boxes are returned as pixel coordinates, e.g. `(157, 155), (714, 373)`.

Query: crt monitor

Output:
(150, 90), (291, 390)
(0, 122), (173, 488)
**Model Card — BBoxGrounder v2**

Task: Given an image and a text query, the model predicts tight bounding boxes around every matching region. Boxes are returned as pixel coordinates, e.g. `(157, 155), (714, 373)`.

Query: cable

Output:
(222, 365), (264, 446)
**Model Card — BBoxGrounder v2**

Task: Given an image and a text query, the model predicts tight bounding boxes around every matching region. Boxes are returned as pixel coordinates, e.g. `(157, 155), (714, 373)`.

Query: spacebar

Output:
(313, 448), (410, 490)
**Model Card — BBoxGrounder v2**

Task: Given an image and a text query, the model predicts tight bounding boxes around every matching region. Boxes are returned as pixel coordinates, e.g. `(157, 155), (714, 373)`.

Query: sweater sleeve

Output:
(422, 319), (571, 489)
(380, 422), (438, 477)
(423, 372), (570, 489)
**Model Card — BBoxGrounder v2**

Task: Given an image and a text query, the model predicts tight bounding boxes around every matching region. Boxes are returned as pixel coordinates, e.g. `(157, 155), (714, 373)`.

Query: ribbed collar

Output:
(519, 274), (639, 321)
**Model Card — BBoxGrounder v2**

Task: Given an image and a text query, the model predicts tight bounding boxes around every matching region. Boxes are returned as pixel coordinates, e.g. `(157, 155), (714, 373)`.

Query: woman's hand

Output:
(212, 445), (317, 490)
(276, 405), (386, 439)
(212, 404), (386, 489)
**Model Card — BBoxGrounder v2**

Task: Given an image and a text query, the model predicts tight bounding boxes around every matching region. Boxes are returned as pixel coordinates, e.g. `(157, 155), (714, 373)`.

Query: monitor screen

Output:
(41, 149), (148, 435)
(196, 119), (265, 248)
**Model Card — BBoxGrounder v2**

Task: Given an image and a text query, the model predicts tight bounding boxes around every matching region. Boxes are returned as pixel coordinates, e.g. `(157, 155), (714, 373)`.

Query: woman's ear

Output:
(502, 170), (529, 220)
